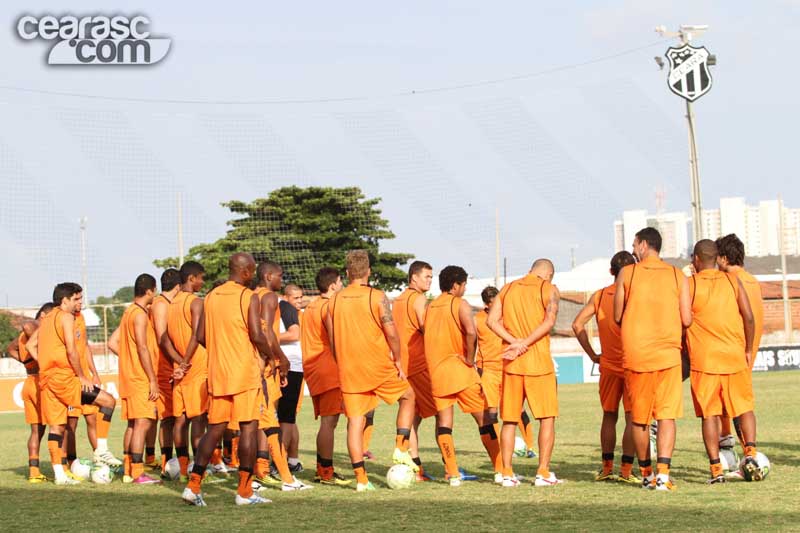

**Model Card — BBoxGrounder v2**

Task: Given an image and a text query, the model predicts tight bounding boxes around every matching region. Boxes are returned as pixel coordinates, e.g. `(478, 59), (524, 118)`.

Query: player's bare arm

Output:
(458, 298), (477, 366)
(736, 278), (756, 366)
(572, 294), (600, 363)
(279, 323), (300, 343)
(678, 273), (693, 328)
(133, 312), (159, 401)
(380, 294), (405, 379)
(21, 320), (37, 338)
(513, 285), (560, 352)
(413, 292), (427, 333)
(260, 292), (289, 378)
(613, 272), (626, 325)
(107, 326), (121, 355)
(486, 295), (522, 349)
(324, 306), (336, 362)
(61, 312), (90, 391)
(6, 336), (20, 361)
(248, 293), (271, 362)
(182, 297), (204, 366)
(153, 299), (183, 365)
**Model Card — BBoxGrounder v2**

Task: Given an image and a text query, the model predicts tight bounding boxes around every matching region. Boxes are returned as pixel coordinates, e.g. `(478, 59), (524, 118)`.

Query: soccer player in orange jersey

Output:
(168, 261), (208, 480)
(715, 233), (765, 452)
(476, 287), (538, 464)
(686, 240), (761, 483)
(182, 253), (274, 506)
(253, 261), (309, 491)
(424, 266), (503, 487)
(6, 303), (53, 482)
(392, 260), (439, 481)
(118, 274), (163, 485)
(301, 267), (351, 485)
(572, 251), (639, 483)
(488, 259), (561, 487)
(613, 228), (693, 491)
(149, 269), (183, 476)
(326, 250), (417, 492)
(32, 283), (118, 485)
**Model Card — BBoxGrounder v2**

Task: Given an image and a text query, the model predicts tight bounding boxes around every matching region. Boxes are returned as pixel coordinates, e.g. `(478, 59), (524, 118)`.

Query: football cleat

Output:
(28, 474), (48, 484)
(446, 475), (462, 487)
(93, 449), (123, 467)
(595, 470), (615, 482)
(315, 471), (352, 486)
(254, 473), (282, 487)
(501, 475), (521, 488)
(641, 473), (655, 490)
(654, 474), (676, 492)
(182, 488), (207, 507)
(235, 493), (272, 505)
(288, 462), (304, 474)
(392, 449), (419, 472)
(458, 468), (478, 481)
(494, 472), (504, 485)
(281, 477), (313, 491)
(534, 473), (564, 486)
(133, 473), (162, 485)
(742, 456), (762, 482)
(54, 475), (81, 486)
(706, 475), (726, 485)
(616, 473), (642, 485)
(356, 481), (376, 492)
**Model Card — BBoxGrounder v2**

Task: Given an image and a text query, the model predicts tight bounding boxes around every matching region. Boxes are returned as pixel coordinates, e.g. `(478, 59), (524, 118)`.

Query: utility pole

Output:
(79, 216), (88, 304)
(778, 195), (792, 342)
(177, 192), (185, 266)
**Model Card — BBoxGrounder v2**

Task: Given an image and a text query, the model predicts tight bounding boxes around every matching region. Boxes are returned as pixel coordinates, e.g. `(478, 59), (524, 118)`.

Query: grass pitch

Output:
(1, 371), (798, 532)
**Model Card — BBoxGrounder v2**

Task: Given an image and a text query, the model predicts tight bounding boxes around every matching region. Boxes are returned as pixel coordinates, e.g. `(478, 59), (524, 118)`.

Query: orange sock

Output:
(255, 453), (270, 478)
(96, 411), (112, 439)
(710, 460), (724, 478)
(237, 469), (253, 498)
(29, 456), (41, 478)
(230, 437), (240, 468)
(47, 440), (62, 471)
(479, 425), (503, 472)
(620, 456), (634, 478)
(436, 428), (459, 478)
(352, 462), (368, 484)
(178, 455), (189, 476)
(537, 466), (550, 478)
(395, 429), (410, 452)
(601, 453), (614, 474)
(131, 461), (144, 479)
(744, 444), (757, 458)
(267, 432), (293, 483)
(124, 453), (131, 477)
(656, 459), (670, 477)
(187, 472), (202, 494)
(210, 447), (222, 465)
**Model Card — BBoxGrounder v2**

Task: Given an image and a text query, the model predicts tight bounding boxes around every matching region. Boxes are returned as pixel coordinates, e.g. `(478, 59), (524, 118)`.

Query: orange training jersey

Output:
(475, 309), (503, 372)
(392, 288), (427, 377)
(18, 332), (39, 375)
(167, 291), (208, 382)
(254, 287), (281, 338)
(151, 294), (175, 385)
(118, 304), (159, 399)
(329, 284), (394, 394)
(735, 269), (764, 357)
(619, 255), (684, 372)
(38, 309), (73, 380)
(423, 293), (479, 396)
(74, 312), (92, 378)
(498, 273), (554, 376)
(686, 270), (747, 374)
(300, 296), (339, 396)
(204, 281), (261, 396)
(593, 285), (624, 376)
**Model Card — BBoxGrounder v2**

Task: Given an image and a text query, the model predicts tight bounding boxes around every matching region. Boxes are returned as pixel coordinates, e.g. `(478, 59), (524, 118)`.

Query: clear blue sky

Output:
(1, 1), (798, 306)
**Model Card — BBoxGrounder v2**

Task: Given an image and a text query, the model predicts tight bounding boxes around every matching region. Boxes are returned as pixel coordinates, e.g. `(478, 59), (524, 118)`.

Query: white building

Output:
(613, 210), (689, 258)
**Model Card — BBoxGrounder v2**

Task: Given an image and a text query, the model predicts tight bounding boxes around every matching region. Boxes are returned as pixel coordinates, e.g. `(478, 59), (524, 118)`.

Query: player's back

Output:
(594, 285), (624, 376)
(38, 309), (70, 379)
(687, 270), (746, 374)
(423, 293), (476, 396)
(204, 281), (260, 396)
(118, 304), (157, 397)
(500, 273), (554, 376)
(254, 286), (281, 338)
(475, 309), (502, 371)
(301, 296), (338, 395)
(168, 291), (208, 381)
(620, 256), (683, 372)
(329, 284), (393, 393)
(151, 295), (175, 383)
(736, 269), (764, 355)
(392, 288), (426, 377)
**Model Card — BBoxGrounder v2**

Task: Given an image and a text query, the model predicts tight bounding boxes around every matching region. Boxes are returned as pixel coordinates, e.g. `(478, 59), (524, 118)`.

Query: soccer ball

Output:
(165, 457), (181, 480)
(719, 448), (739, 472)
(91, 464), (114, 484)
(740, 452), (771, 481)
(70, 458), (92, 479)
(513, 436), (527, 457)
(385, 464), (415, 490)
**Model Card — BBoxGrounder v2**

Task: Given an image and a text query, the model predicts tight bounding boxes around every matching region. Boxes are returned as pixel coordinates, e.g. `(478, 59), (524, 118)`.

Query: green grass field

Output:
(1, 371), (798, 532)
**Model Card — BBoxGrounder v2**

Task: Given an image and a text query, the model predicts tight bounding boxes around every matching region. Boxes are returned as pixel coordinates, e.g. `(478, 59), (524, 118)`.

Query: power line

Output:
(0, 40), (664, 105)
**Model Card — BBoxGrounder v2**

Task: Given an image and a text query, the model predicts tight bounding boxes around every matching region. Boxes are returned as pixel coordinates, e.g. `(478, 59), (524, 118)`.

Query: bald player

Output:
(572, 251), (639, 483)
(715, 233), (764, 452)
(424, 266), (502, 486)
(489, 259), (561, 487)
(6, 303), (53, 482)
(326, 250), (417, 492)
(182, 253), (273, 506)
(150, 268), (183, 475)
(392, 260), (438, 481)
(118, 274), (162, 485)
(34, 283), (118, 485)
(169, 261), (208, 480)
(614, 227), (692, 491)
(686, 240), (761, 483)
(301, 267), (351, 485)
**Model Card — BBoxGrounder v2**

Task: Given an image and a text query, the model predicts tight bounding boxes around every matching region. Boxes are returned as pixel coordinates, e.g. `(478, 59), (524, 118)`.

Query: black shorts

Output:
(277, 371), (304, 424)
(80, 385), (101, 406)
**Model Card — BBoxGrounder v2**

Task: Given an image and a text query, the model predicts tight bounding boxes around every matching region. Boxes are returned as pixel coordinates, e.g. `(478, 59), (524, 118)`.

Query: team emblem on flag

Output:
(665, 44), (713, 102)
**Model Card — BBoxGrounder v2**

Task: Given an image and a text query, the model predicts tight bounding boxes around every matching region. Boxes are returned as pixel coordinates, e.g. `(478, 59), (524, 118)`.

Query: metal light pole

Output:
(778, 195), (793, 342)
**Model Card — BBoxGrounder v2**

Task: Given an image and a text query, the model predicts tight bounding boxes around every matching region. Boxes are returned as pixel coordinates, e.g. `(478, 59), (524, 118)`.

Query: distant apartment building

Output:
(614, 197), (800, 258)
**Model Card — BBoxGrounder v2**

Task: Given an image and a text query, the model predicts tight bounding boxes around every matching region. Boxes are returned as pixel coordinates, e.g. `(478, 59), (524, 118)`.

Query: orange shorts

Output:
(312, 388), (344, 418)
(264, 372), (283, 406)
(80, 403), (99, 416)
(173, 378), (209, 419)
(121, 392), (158, 421)
(691, 369), (754, 418)
(599, 370), (631, 413)
(157, 382), (173, 419)
(625, 366), (683, 425)
(501, 372), (558, 421)
(479, 368), (503, 409)
(342, 376), (410, 418)
(41, 374), (82, 426)
(434, 382), (487, 414)
(407, 369), (438, 419)
(22, 375), (43, 425)
(209, 387), (262, 426)
(259, 383), (279, 430)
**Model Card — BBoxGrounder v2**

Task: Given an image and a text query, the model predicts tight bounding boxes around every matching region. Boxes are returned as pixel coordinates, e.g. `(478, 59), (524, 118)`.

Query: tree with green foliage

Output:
(0, 313), (18, 356)
(155, 186), (413, 292)
(92, 286), (133, 340)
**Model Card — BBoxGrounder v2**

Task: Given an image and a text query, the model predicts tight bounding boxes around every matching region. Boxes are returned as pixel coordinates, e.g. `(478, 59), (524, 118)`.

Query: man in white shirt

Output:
(277, 284), (305, 473)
